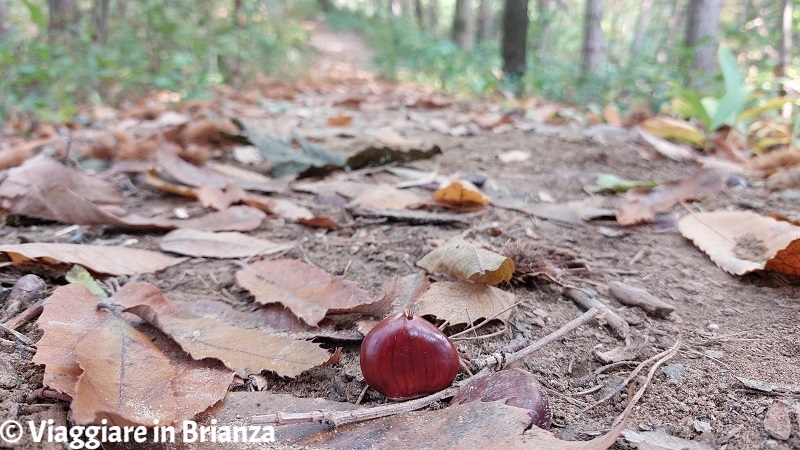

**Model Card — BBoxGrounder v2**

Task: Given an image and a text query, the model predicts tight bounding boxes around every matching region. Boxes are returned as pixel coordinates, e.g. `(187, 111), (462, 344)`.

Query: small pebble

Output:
(706, 323), (719, 331)
(661, 363), (685, 384)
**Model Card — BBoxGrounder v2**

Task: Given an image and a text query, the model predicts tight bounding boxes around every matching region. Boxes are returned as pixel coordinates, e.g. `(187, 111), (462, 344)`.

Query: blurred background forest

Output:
(0, 0), (797, 137)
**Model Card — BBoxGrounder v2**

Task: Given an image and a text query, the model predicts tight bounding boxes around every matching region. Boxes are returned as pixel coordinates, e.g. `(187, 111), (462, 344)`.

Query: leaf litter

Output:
(5, 25), (800, 450)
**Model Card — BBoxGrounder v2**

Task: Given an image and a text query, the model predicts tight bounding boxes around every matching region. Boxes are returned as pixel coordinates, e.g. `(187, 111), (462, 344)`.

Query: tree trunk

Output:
(629, 0), (652, 60)
(0, 0), (9, 38)
(535, 0), (554, 57)
(452, 0), (474, 51)
(389, 0), (401, 16)
(477, 0), (494, 41)
(580, 0), (604, 78)
(778, 0), (793, 118)
(685, 0), (722, 70)
(48, 0), (76, 35)
(501, 0), (528, 79)
(415, 0), (425, 30)
(92, 0), (110, 44)
(427, 0), (439, 34)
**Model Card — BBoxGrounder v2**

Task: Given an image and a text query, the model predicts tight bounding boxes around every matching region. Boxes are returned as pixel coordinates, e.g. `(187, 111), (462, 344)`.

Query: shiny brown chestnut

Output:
(360, 310), (460, 400)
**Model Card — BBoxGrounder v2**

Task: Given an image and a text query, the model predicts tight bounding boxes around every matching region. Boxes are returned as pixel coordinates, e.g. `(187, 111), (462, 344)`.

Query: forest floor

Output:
(1, 22), (799, 450)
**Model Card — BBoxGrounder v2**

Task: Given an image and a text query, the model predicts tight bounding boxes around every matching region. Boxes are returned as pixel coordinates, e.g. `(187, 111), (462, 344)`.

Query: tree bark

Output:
(477, 0), (494, 41)
(685, 0), (722, 70)
(415, 0), (425, 30)
(48, 0), (76, 35)
(92, 0), (110, 44)
(630, 0), (652, 60)
(580, 0), (604, 78)
(452, 0), (474, 51)
(389, 0), (401, 16)
(0, 0), (9, 38)
(535, 0), (554, 57)
(501, 0), (528, 79)
(427, 0), (439, 34)
(778, 0), (793, 117)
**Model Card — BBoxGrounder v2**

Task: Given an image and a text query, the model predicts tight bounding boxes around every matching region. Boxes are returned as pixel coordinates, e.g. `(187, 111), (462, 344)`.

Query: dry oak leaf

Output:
(415, 281), (517, 326)
(326, 114), (353, 127)
(617, 168), (724, 225)
(433, 179), (491, 207)
(236, 259), (376, 326)
(417, 237), (514, 285)
(0, 243), (185, 276)
(349, 184), (422, 210)
(678, 210), (800, 276)
(300, 400), (625, 450)
(160, 229), (294, 258)
(32, 284), (107, 397)
(71, 312), (178, 426)
(115, 282), (331, 377)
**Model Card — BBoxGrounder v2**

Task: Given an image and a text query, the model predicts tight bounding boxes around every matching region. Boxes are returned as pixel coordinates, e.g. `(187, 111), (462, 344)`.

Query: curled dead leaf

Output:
(417, 237), (514, 285)
(415, 281), (517, 326)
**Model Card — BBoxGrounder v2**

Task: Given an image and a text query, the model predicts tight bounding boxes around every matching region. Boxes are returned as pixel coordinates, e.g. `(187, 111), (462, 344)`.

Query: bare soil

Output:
(1, 23), (799, 450)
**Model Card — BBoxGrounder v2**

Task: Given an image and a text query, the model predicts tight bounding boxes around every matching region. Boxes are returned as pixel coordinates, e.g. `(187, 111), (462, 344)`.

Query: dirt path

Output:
(2, 23), (799, 450)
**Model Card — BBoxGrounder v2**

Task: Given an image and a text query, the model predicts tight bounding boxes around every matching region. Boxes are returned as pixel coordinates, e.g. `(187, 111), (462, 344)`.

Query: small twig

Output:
(0, 322), (34, 346)
(451, 325), (508, 341)
(582, 338), (682, 413)
(3, 298), (46, 330)
(563, 287), (630, 340)
(481, 307), (602, 372)
(250, 386), (459, 428)
(25, 388), (72, 403)
(356, 385), (369, 405)
(449, 301), (523, 339)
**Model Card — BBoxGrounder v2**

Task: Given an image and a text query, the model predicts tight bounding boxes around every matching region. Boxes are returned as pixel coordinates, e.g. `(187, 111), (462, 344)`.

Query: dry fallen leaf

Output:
(417, 237), (514, 285)
(617, 169), (724, 225)
(160, 229), (294, 258)
(678, 210), (800, 276)
(349, 184), (422, 210)
(638, 128), (696, 161)
(114, 282), (331, 377)
(433, 179), (491, 207)
(0, 243), (185, 276)
(415, 281), (517, 326)
(32, 284), (107, 397)
(236, 259), (376, 326)
(71, 312), (179, 426)
(326, 114), (353, 127)
(156, 150), (285, 193)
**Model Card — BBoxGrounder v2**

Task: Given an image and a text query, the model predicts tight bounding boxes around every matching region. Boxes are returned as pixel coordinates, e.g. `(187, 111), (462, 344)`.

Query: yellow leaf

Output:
(641, 117), (706, 147)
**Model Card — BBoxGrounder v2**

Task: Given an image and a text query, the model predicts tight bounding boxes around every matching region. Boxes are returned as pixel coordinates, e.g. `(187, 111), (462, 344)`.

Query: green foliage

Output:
(0, 0), (314, 121)
(669, 46), (794, 134)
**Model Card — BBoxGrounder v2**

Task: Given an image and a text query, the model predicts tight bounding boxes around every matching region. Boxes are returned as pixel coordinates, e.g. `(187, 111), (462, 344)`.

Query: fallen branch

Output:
(608, 281), (674, 318)
(564, 287), (630, 340)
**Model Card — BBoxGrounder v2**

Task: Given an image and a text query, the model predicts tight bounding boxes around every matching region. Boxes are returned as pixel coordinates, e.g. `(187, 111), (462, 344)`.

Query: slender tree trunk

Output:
(501, 0), (528, 79)
(0, 0), (9, 38)
(389, 0), (401, 16)
(452, 0), (474, 51)
(778, 0), (793, 118)
(477, 0), (494, 41)
(427, 0), (439, 34)
(629, 0), (652, 61)
(580, 0), (604, 78)
(48, 0), (76, 35)
(685, 0), (722, 70)
(535, 0), (554, 58)
(415, 0), (425, 30)
(92, 0), (110, 44)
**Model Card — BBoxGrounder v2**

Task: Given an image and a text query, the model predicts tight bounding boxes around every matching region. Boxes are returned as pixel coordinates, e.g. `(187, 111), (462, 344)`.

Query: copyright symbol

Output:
(0, 420), (23, 443)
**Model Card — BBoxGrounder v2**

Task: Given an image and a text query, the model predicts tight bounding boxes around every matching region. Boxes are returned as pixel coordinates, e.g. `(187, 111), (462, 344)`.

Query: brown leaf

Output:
(71, 313), (179, 426)
(0, 243), (185, 276)
(326, 114), (353, 127)
(349, 184), (422, 210)
(678, 210), (800, 276)
(433, 179), (491, 207)
(638, 128), (696, 161)
(32, 284), (107, 397)
(159, 229), (294, 258)
(115, 282), (331, 377)
(156, 150), (285, 193)
(301, 400), (624, 450)
(617, 169), (724, 225)
(415, 281), (517, 326)
(417, 237), (514, 285)
(236, 259), (375, 326)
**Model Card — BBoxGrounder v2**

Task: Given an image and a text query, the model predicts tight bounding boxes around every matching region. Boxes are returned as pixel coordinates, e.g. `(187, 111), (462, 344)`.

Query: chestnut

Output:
(360, 310), (460, 400)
